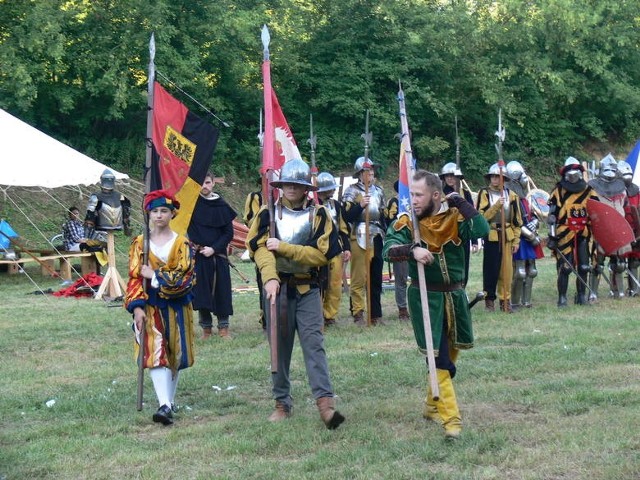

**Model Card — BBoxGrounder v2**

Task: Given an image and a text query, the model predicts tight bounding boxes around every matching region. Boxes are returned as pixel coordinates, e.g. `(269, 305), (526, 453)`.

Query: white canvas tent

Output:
(0, 108), (128, 188)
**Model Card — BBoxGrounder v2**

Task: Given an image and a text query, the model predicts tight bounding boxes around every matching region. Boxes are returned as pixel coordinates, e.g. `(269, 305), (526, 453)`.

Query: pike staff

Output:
(137, 32), (156, 411)
(361, 110), (373, 327)
(261, 25), (278, 374)
(494, 109), (509, 312)
(308, 114), (319, 205)
(397, 83), (439, 400)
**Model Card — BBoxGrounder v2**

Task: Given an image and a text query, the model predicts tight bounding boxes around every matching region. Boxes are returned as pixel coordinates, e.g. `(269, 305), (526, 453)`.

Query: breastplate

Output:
(274, 205), (314, 274)
(359, 185), (383, 223)
(96, 191), (124, 230)
(97, 203), (123, 230)
(488, 190), (511, 224)
(325, 200), (339, 227)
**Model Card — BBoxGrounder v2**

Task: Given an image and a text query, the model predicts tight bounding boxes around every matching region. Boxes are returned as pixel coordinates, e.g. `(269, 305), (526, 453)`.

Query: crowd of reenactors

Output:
(124, 152), (638, 433)
(243, 153), (640, 324)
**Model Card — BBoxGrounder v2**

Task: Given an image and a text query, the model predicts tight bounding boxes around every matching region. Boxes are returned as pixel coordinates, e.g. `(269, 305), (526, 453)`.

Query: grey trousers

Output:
(264, 287), (334, 409)
(393, 260), (408, 309)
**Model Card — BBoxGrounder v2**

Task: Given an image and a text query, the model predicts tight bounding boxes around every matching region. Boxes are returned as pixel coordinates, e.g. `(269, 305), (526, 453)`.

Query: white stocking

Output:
(149, 367), (172, 408)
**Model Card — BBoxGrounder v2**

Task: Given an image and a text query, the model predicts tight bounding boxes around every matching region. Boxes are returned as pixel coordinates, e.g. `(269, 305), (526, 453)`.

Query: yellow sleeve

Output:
(245, 206), (279, 283)
(477, 189), (502, 221)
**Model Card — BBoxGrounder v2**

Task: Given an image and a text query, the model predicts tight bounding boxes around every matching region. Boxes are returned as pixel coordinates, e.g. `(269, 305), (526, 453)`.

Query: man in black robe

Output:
(188, 172), (237, 339)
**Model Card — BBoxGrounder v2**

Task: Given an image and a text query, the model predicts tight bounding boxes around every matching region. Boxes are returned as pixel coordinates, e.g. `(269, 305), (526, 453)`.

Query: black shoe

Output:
(152, 405), (174, 425)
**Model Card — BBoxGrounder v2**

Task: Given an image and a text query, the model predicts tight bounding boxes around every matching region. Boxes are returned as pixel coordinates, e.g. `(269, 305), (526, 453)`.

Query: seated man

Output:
(62, 206), (86, 252)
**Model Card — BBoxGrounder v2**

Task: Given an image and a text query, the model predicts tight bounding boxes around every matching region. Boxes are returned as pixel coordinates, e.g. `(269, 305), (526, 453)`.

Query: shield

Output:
(527, 188), (550, 221)
(587, 199), (634, 255)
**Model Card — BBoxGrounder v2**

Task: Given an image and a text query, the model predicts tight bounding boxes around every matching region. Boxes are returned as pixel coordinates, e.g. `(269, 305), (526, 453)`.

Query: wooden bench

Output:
(0, 251), (97, 280)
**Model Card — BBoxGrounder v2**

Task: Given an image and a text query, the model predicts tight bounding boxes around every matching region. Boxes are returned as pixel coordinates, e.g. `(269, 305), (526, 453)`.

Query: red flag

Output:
(262, 57), (301, 201)
(150, 82), (219, 234)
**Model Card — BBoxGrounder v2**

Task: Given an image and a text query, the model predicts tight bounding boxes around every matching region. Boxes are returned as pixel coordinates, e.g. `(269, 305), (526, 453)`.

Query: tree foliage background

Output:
(1, 0), (639, 185)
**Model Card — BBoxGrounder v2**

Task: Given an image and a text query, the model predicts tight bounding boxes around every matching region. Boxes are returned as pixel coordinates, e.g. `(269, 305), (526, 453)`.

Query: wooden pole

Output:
(398, 83), (439, 400)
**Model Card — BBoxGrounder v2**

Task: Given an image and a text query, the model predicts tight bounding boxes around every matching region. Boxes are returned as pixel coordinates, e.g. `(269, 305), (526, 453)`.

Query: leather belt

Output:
(410, 280), (463, 292)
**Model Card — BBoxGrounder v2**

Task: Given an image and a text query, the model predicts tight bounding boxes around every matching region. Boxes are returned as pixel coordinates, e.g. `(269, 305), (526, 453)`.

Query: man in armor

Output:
(84, 169), (131, 240)
(246, 158), (345, 430)
(316, 172), (351, 328)
(587, 155), (629, 299)
(387, 180), (409, 321)
(439, 162), (476, 287)
(343, 157), (387, 325)
(505, 161), (544, 309)
(476, 163), (523, 312)
(547, 157), (599, 306)
(618, 160), (640, 296)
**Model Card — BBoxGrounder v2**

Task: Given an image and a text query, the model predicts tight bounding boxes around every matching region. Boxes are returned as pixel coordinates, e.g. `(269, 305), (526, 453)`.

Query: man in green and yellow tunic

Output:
(383, 170), (489, 439)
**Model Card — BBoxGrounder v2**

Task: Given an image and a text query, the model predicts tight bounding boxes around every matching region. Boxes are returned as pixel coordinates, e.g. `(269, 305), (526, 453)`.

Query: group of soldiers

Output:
(244, 153), (640, 324)
(243, 156), (409, 329)
(121, 150), (638, 435)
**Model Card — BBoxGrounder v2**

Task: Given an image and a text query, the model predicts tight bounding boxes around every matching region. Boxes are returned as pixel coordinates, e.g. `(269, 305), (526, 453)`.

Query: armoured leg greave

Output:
(628, 261), (640, 297)
(522, 260), (537, 307)
(511, 260), (525, 308)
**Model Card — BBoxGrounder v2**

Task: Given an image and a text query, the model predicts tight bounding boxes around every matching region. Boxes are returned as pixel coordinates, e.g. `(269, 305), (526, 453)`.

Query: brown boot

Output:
(324, 318), (336, 327)
(499, 300), (513, 314)
(484, 299), (495, 312)
(316, 396), (345, 430)
(218, 327), (232, 340)
(398, 307), (410, 321)
(202, 327), (212, 339)
(371, 317), (385, 326)
(268, 401), (291, 422)
(353, 311), (366, 326)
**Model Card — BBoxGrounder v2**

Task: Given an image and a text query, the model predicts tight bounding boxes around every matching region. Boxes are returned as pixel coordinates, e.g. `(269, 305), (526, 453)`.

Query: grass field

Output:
(1, 250), (639, 479)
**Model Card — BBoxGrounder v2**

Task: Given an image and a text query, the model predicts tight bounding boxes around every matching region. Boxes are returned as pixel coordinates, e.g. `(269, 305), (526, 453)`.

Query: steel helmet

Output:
(598, 154), (618, 181)
(439, 162), (463, 178)
(316, 172), (338, 193)
(560, 156), (584, 175)
(484, 162), (506, 179)
(617, 160), (633, 186)
(271, 159), (317, 190)
(506, 160), (529, 185)
(353, 156), (375, 178)
(100, 169), (116, 190)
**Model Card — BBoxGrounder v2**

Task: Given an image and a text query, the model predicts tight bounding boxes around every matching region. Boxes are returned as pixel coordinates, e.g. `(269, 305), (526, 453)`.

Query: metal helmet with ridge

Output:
(598, 154), (618, 181)
(439, 162), (463, 178)
(484, 162), (506, 179)
(316, 172), (338, 193)
(560, 156), (584, 175)
(353, 156), (375, 178)
(100, 169), (116, 191)
(506, 160), (529, 185)
(617, 160), (633, 186)
(271, 158), (317, 190)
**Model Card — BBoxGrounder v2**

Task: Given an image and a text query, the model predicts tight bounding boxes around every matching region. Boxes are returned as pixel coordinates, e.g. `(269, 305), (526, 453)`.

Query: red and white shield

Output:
(587, 199), (634, 255)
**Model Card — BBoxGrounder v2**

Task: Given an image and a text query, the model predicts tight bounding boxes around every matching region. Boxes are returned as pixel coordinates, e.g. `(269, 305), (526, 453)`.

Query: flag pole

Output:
(397, 82), (439, 400)
(137, 32), (156, 412)
(261, 25), (278, 374)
